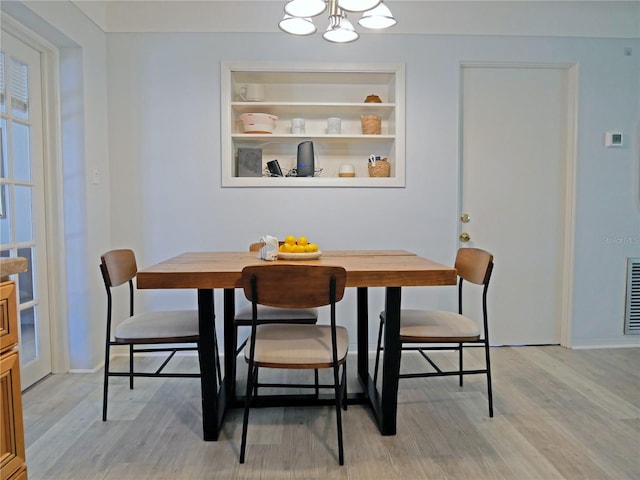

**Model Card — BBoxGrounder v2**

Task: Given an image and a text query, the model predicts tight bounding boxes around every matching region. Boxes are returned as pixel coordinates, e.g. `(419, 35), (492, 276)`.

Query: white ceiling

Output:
(69, 1), (639, 38)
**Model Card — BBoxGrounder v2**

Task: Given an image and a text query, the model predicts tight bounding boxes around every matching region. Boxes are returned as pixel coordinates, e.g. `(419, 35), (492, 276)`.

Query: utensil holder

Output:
(368, 158), (390, 177)
(361, 115), (381, 135)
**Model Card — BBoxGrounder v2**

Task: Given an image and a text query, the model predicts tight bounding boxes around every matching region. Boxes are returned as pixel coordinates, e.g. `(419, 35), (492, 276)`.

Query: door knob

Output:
(460, 232), (471, 243)
(460, 213), (471, 223)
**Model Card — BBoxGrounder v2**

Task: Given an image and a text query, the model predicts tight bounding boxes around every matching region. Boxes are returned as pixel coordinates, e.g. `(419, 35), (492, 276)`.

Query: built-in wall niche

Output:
(221, 61), (405, 187)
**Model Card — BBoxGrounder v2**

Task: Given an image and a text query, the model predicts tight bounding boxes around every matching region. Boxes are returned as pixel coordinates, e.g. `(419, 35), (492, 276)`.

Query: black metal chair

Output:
(373, 247), (495, 417)
(99, 249), (221, 421)
(234, 242), (319, 354)
(233, 242), (319, 393)
(239, 264), (349, 465)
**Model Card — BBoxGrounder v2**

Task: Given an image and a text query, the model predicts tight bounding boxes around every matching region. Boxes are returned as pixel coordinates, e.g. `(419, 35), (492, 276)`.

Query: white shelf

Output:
(231, 102), (396, 117)
(231, 134), (395, 142)
(222, 176), (406, 188)
(221, 61), (405, 187)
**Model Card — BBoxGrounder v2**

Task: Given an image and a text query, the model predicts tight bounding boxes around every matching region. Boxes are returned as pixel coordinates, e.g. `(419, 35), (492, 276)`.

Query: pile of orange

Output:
(279, 235), (319, 253)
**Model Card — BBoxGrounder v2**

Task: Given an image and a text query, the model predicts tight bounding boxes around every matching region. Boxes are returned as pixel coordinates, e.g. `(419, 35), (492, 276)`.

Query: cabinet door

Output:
(0, 282), (18, 354)
(0, 351), (26, 480)
(7, 466), (27, 480)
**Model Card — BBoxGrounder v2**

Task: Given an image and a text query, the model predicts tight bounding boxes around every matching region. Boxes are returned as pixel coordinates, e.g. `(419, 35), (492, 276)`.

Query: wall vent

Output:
(624, 258), (640, 335)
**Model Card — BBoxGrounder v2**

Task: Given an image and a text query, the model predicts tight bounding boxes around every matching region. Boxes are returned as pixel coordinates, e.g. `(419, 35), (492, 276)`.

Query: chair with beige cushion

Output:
(239, 264), (349, 465)
(99, 249), (221, 421)
(234, 242), (319, 391)
(373, 247), (495, 416)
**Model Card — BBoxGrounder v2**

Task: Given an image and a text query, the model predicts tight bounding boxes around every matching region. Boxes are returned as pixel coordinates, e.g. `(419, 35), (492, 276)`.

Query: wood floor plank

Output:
(23, 347), (640, 479)
(541, 346), (640, 405)
(520, 347), (640, 419)
(456, 393), (565, 479)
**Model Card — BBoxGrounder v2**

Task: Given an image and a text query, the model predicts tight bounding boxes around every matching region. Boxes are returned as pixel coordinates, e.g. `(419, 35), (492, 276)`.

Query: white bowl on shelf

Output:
(240, 113), (278, 134)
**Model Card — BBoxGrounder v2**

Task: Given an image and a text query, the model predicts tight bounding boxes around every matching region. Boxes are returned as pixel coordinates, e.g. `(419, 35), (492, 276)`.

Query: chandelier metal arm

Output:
(327, 0), (343, 29)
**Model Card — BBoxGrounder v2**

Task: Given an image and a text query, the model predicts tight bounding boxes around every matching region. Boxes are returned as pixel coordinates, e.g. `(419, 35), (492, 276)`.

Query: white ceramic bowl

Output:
(240, 113), (278, 134)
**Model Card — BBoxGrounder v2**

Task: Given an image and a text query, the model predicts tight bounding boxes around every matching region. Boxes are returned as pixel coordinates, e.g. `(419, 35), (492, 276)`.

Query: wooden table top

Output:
(137, 250), (457, 290)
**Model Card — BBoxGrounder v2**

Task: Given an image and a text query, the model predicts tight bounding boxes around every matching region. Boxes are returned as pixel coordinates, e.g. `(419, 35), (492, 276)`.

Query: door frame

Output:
(2, 15), (70, 377)
(458, 61), (578, 348)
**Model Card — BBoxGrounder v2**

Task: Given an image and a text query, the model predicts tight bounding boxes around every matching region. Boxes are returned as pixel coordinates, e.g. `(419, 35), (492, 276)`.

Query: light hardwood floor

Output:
(23, 346), (640, 480)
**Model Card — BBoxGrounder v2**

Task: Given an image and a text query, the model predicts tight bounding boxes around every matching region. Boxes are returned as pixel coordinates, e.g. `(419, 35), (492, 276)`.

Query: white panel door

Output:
(460, 65), (573, 346)
(1, 30), (52, 387)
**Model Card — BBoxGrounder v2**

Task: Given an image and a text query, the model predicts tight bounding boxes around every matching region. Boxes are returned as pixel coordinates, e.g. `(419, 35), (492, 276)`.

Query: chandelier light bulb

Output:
(279, 15), (317, 35)
(284, 0), (327, 18)
(337, 0), (380, 13)
(323, 17), (359, 43)
(358, 2), (397, 29)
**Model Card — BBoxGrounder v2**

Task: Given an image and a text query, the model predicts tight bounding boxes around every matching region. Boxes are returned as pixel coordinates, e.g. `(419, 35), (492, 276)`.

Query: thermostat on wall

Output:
(605, 132), (623, 147)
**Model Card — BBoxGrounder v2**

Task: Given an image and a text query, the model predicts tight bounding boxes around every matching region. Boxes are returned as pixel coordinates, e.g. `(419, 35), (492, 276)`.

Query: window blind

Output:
(10, 57), (29, 114)
(0, 52), (5, 110)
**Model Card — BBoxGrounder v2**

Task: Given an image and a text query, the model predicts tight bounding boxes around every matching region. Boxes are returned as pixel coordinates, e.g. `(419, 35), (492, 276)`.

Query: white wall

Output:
(106, 32), (640, 351)
(3, 3), (639, 369)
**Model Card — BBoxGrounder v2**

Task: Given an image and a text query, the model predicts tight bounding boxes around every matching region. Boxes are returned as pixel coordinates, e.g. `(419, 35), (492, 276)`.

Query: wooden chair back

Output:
(455, 248), (494, 285)
(241, 265), (346, 309)
(101, 249), (138, 287)
(248, 242), (264, 252)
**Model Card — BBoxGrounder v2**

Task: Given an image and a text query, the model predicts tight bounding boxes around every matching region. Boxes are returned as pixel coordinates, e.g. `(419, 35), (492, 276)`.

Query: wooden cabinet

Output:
(0, 281), (27, 480)
(221, 61), (405, 187)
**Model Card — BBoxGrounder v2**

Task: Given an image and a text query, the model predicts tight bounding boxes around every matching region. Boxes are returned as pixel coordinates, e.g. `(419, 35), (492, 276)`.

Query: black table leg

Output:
(381, 286), (402, 435)
(356, 286), (402, 435)
(223, 289), (236, 399)
(356, 287), (369, 385)
(197, 289), (220, 440)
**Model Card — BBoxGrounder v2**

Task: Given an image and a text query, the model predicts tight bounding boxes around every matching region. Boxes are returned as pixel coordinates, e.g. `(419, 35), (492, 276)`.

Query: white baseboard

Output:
(71, 342), (639, 374)
(570, 337), (640, 349)
(69, 364), (104, 374)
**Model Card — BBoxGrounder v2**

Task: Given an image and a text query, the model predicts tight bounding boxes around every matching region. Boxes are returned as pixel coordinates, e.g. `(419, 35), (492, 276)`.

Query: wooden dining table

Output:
(136, 250), (457, 441)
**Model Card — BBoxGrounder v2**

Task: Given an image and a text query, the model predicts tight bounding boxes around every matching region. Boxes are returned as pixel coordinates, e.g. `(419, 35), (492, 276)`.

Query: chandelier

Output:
(278, 0), (397, 43)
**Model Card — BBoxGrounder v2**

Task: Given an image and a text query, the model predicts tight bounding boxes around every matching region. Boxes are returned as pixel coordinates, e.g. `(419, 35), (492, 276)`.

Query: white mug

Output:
(291, 118), (305, 134)
(339, 164), (355, 177)
(327, 117), (341, 134)
(239, 84), (265, 102)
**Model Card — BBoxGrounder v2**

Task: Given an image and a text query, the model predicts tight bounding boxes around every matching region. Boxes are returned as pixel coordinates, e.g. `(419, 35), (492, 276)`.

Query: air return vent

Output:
(624, 258), (640, 335)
